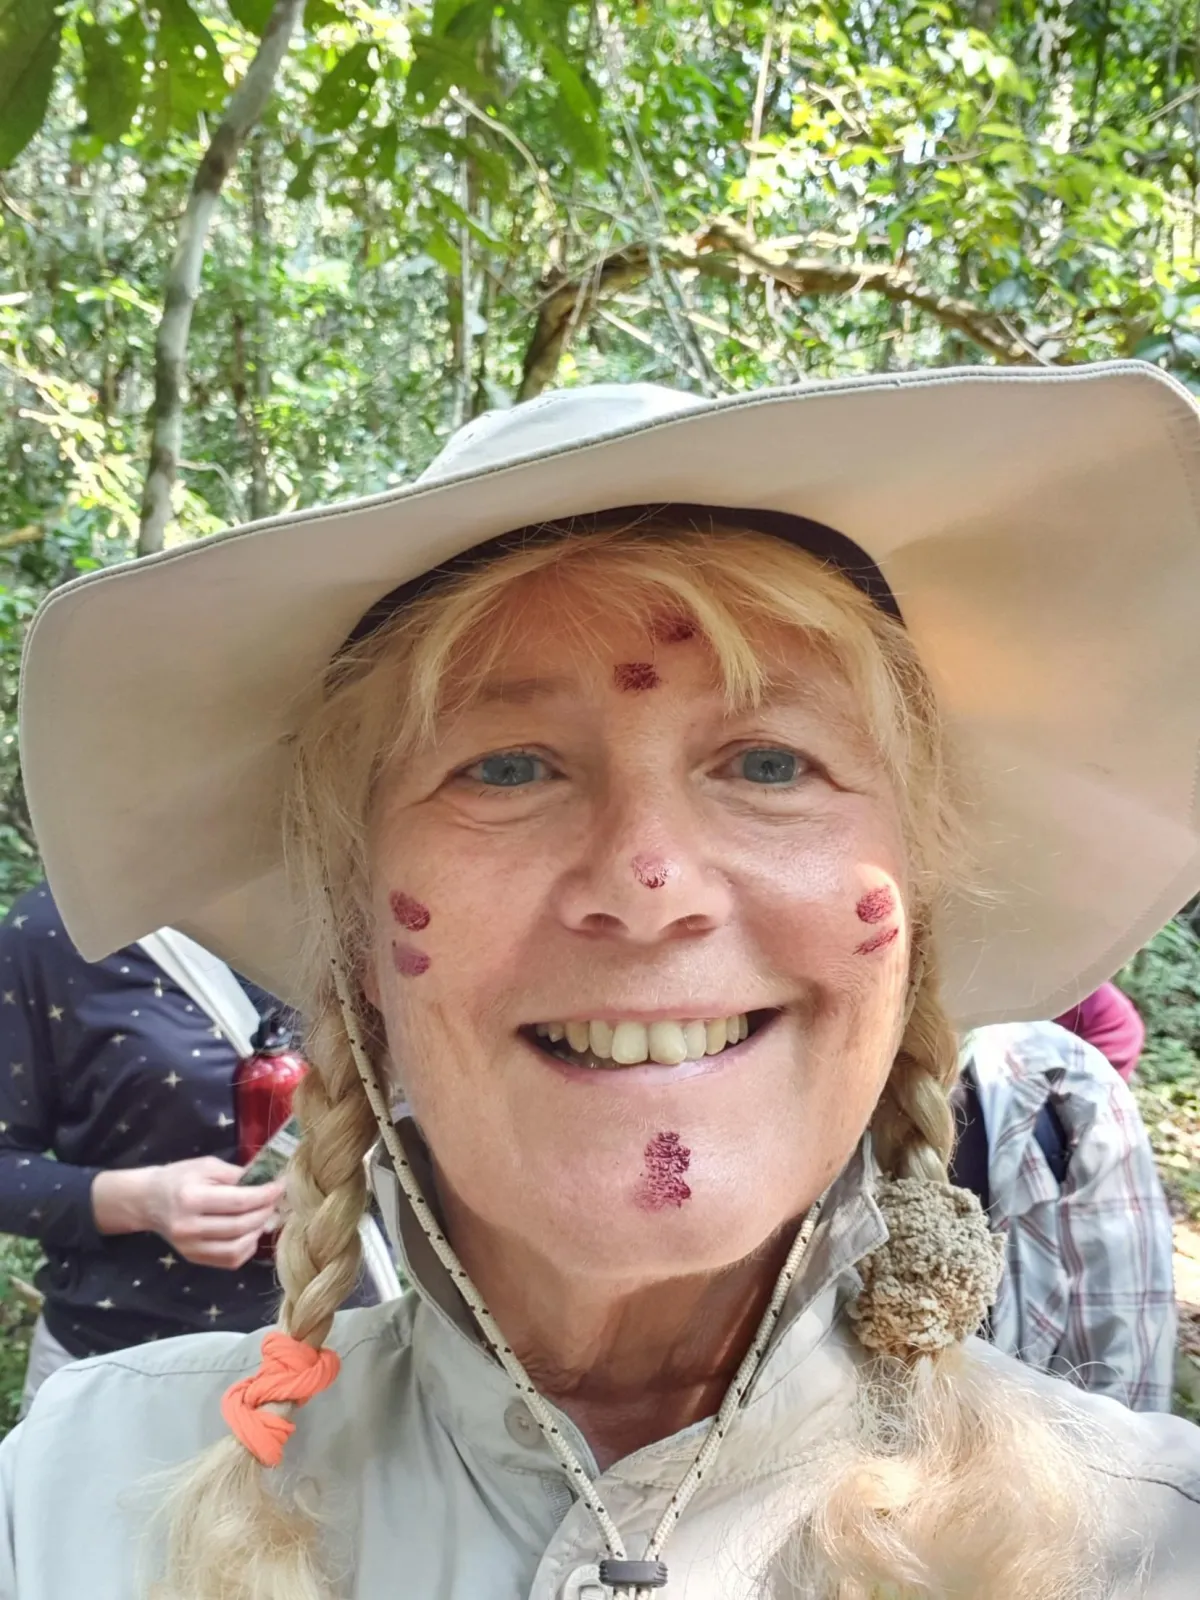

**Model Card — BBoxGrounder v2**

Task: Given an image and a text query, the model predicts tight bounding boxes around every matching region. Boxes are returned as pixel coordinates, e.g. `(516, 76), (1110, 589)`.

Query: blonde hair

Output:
(155, 515), (1127, 1599)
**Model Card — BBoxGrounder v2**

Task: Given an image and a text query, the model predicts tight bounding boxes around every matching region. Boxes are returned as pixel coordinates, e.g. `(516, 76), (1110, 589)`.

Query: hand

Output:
(93, 1159), (286, 1270)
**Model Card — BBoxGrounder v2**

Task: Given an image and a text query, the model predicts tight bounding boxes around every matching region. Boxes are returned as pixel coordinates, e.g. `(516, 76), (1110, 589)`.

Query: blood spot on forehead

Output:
(392, 941), (431, 977)
(632, 855), (676, 890)
(390, 891), (431, 931)
(613, 662), (661, 692)
(636, 1130), (692, 1211)
(855, 926), (900, 957)
(650, 613), (697, 645)
(855, 886), (895, 925)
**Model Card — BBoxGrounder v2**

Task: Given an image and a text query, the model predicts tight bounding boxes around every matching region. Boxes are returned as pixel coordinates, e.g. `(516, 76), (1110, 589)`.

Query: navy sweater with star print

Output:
(0, 884), (289, 1357)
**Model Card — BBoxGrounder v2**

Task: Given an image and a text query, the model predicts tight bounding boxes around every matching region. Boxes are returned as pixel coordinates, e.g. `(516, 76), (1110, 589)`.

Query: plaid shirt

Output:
(965, 1021), (1177, 1413)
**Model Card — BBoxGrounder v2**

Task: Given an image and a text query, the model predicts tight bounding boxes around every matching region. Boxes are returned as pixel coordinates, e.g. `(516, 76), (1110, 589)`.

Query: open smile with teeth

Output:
(528, 1013), (771, 1069)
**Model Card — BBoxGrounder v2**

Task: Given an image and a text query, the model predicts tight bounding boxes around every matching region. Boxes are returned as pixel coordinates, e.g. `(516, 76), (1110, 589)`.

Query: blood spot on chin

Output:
(632, 854), (676, 890)
(390, 891), (431, 931)
(650, 613), (697, 645)
(636, 1130), (692, 1210)
(614, 661), (661, 692)
(392, 941), (431, 977)
(855, 886), (895, 925)
(855, 925), (900, 957)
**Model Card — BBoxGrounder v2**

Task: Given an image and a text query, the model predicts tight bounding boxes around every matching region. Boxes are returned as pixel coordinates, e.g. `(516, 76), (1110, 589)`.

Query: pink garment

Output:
(1054, 981), (1145, 1082)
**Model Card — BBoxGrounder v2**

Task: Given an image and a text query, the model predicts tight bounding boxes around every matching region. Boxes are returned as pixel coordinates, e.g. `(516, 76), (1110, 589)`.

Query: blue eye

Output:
(739, 748), (800, 784)
(467, 751), (544, 787)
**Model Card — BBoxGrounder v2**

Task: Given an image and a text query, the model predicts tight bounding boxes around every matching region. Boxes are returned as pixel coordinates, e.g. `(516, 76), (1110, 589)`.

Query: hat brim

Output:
(20, 361), (1200, 1024)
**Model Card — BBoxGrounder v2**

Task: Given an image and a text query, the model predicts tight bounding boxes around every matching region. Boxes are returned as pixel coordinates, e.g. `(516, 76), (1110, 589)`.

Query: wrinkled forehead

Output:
(434, 571), (867, 732)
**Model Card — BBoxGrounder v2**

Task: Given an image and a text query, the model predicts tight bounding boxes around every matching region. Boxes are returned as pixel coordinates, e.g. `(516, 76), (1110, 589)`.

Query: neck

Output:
(436, 1185), (798, 1469)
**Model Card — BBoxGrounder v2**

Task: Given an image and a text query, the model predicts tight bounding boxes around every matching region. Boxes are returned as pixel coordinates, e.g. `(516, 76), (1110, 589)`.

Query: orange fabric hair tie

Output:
(221, 1331), (342, 1468)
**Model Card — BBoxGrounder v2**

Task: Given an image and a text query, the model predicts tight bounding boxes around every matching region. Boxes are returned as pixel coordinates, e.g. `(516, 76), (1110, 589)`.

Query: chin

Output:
(509, 1158), (804, 1283)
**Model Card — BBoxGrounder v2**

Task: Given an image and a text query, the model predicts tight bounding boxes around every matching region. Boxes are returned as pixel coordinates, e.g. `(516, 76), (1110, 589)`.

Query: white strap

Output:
(138, 927), (262, 1058)
(144, 932), (405, 1302)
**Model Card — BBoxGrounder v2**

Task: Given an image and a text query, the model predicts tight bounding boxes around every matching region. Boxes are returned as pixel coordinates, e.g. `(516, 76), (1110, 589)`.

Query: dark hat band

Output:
(341, 502), (902, 655)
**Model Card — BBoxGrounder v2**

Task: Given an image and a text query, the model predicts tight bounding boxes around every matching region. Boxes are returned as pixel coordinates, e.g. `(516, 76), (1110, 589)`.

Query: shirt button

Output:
(504, 1400), (542, 1448)
(559, 1566), (605, 1600)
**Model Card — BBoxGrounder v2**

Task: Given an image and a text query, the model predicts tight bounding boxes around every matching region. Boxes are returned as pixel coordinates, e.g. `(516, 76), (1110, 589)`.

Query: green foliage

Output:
(0, 1235), (42, 1437)
(227, 0), (277, 34)
(149, 0), (227, 141)
(1121, 915), (1200, 1219)
(0, 0), (64, 170)
(78, 11), (147, 148)
(311, 41), (377, 133)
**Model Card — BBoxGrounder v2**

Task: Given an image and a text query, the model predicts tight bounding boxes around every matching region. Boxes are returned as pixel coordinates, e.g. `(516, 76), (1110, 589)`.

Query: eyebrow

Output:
(473, 675), (578, 706)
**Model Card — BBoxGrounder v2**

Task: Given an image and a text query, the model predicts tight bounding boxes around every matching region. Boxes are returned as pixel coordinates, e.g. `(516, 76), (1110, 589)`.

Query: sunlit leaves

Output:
(539, 42), (608, 171)
(227, 0), (277, 33)
(148, 0), (226, 140)
(78, 11), (147, 146)
(310, 40), (377, 132)
(0, 0), (63, 169)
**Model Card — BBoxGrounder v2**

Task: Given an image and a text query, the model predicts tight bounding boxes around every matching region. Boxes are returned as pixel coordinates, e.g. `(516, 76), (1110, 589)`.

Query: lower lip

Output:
(521, 1017), (775, 1086)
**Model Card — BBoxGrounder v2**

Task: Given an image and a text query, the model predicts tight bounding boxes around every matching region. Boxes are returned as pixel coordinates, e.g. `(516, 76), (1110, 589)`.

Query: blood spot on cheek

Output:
(613, 662), (661, 692)
(390, 891), (431, 931)
(392, 941), (431, 977)
(635, 1131), (692, 1210)
(632, 854), (677, 890)
(855, 925), (900, 957)
(855, 886), (895, 925)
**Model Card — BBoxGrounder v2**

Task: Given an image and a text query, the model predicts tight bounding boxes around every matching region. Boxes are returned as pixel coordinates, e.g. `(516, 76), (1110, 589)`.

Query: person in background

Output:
(951, 1018), (1176, 1412)
(0, 882), (294, 1412)
(1055, 980), (1145, 1081)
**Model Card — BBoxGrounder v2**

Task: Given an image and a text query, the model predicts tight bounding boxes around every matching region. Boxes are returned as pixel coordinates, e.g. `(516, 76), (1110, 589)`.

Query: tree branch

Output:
(0, 524), (44, 550)
(137, 0), (305, 556)
(519, 217), (1043, 399)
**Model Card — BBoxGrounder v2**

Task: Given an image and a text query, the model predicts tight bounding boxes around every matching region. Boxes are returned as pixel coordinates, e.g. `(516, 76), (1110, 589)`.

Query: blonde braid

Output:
(869, 929), (958, 1183)
(153, 995), (378, 1600)
(275, 998), (379, 1345)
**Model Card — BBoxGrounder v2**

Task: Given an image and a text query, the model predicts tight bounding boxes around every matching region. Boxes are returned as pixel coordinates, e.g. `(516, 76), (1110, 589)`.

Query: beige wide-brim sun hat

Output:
(18, 362), (1200, 1024)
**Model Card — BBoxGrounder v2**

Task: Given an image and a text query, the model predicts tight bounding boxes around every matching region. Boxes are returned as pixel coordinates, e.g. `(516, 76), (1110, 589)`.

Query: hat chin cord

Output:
(328, 947), (823, 1597)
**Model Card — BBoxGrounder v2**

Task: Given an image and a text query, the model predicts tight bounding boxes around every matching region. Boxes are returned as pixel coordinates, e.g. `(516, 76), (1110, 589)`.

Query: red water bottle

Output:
(234, 1012), (307, 1166)
(235, 1013), (307, 1260)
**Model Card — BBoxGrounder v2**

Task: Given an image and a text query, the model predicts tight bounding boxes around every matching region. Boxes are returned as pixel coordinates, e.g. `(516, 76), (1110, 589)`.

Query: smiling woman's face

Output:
(365, 578), (910, 1283)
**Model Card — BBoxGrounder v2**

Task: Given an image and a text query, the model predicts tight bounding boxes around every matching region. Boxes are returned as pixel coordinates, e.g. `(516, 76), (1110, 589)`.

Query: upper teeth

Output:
(534, 1015), (749, 1064)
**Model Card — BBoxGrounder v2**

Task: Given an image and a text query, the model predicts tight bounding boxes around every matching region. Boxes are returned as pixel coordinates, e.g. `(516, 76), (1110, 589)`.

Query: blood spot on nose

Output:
(390, 891), (431, 931)
(855, 886), (895, 925)
(392, 941), (431, 977)
(855, 926), (900, 956)
(636, 1131), (692, 1210)
(614, 662), (661, 692)
(632, 855), (676, 889)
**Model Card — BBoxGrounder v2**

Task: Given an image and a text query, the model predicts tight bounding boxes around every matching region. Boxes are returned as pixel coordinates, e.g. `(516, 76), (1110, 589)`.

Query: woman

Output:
(7, 367), (1200, 1598)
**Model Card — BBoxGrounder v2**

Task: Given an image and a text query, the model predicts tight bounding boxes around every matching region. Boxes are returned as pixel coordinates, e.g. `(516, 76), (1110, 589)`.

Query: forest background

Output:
(1, 0), (1200, 1432)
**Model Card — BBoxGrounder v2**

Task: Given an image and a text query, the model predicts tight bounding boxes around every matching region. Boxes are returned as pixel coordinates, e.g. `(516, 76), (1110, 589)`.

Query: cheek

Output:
(742, 835), (906, 982)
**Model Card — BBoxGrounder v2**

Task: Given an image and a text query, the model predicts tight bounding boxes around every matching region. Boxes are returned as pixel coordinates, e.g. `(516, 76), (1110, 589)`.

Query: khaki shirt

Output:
(1, 1150), (1198, 1599)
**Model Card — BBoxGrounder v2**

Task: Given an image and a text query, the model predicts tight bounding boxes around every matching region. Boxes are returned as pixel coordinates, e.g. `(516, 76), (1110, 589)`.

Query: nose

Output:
(553, 788), (734, 945)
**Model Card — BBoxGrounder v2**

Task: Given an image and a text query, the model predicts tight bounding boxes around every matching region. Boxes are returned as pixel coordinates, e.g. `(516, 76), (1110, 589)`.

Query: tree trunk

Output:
(137, 0), (305, 556)
(248, 128), (272, 522)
